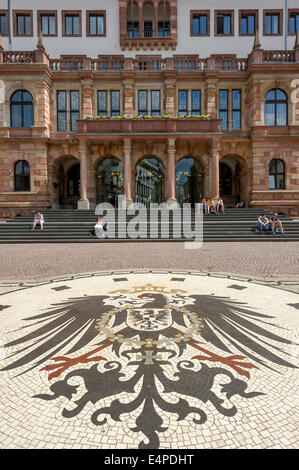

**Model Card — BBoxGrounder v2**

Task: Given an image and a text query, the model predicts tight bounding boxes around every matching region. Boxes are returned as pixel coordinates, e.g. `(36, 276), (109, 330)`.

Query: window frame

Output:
(269, 159), (285, 190)
(263, 10), (283, 36)
(62, 11), (82, 37)
(138, 90), (148, 116)
(219, 89), (229, 130)
(288, 9), (299, 35)
(190, 10), (210, 37)
(0, 10), (8, 37)
(232, 89), (242, 130)
(57, 90), (67, 132)
(97, 90), (108, 116)
(239, 10), (258, 36)
(14, 160), (31, 192)
(214, 10), (234, 37)
(110, 90), (121, 117)
(178, 90), (188, 117)
(13, 10), (33, 37)
(191, 90), (201, 115)
(86, 10), (106, 37)
(37, 10), (57, 37)
(10, 90), (34, 128)
(265, 89), (288, 127)
(69, 90), (80, 132)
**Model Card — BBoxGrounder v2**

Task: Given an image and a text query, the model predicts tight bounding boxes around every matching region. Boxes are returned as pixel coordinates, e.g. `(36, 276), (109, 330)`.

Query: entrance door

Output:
(96, 158), (124, 207)
(175, 158), (204, 207)
(219, 163), (232, 197)
(135, 157), (164, 208)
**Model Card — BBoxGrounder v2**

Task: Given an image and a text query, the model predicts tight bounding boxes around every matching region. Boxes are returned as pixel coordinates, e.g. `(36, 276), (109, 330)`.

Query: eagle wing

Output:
(184, 295), (297, 370)
(1, 295), (115, 374)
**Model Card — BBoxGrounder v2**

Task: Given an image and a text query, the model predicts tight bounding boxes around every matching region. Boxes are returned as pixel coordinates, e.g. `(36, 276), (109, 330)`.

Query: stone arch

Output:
(94, 156), (124, 207)
(175, 155), (205, 206)
(50, 154), (80, 209)
(134, 155), (165, 206)
(219, 154), (249, 204)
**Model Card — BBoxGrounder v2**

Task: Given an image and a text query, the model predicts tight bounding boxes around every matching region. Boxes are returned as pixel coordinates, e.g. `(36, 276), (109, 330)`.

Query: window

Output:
(70, 91), (80, 132)
(87, 11), (106, 36)
(138, 90), (160, 116)
(11, 90), (34, 128)
(97, 91), (121, 117)
(215, 11), (234, 36)
(38, 11), (57, 36)
(15, 161), (30, 192)
(127, 21), (139, 38)
(57, 91), (67, 131)
(0, 11), (8, 36)
(264, 11), (283, 35)
(265, 89), (288, 126)
(97, 91), (108, 116)
(14, 11), (33, 36)
(178, 90), (188, 117)
(191, 91), (201, 115)
(62, 11), (81, 36)
(232, 90), (241, 130)
(289, 11), (299, 34)
(158, 21), (170, 37)
(151, 91), (161, 116)
(239, 11), (257, 35)
(111, 91), (121, 117)
(191, 12), (209, 36)
(219, 90), (228, 130)
(269, 159), (285, 190)
(138, 90), (148, 116)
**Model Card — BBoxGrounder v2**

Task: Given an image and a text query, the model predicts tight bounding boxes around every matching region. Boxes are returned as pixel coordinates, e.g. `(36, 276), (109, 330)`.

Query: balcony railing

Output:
(262, 50), (295, 63)
(77, 117), (222, 134)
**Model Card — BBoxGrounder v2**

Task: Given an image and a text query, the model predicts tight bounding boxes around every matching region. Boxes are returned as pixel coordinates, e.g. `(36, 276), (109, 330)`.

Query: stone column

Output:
(124, 138), (133, 207)
(78, 140), (90, 210)
(81, 80), (93, 119)
(166, 138), (177, 206)
(164, 78), (176, 116)
(138, 2), (143, 38)
(210, 145), (220, 201)
(154, 1), (159, 38)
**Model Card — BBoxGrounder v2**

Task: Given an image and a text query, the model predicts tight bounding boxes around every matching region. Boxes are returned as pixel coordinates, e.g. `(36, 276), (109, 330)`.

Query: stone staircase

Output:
(0, 208), (298, 243)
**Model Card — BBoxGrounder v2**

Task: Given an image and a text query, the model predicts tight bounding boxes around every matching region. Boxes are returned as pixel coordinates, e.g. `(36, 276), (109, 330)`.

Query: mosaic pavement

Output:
(0, 270), (298, 449)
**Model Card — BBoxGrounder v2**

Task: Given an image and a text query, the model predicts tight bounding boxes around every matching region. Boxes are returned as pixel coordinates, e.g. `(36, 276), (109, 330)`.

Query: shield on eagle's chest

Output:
(126, 308), (172, 331)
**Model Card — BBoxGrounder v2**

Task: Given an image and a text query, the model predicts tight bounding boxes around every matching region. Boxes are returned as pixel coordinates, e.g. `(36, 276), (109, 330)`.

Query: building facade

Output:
(0, 0), (299, 217)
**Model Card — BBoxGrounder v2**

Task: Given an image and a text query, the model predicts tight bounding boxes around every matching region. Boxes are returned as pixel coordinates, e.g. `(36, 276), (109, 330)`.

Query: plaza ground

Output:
(0, 241), (298, 283)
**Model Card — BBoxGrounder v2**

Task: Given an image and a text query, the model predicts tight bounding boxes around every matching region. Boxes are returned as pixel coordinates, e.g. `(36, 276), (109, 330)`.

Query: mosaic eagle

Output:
(1, 288), (297, 380)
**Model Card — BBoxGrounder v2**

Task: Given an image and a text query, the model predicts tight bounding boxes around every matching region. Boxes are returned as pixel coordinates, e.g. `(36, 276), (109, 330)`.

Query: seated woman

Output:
(31, 211), (45, 231)
(202, 198), (209, 214)
(94, 216), (107, 239)
(216, 197), (224, 213)
(207, 199), (216, 214)
(257, 214), (270, 232)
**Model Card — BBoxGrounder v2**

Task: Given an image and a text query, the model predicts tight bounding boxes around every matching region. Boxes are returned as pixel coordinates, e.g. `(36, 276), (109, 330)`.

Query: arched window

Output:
(14, 160), (30, 192)
(269, 159), (285, 190)
(11, 90), (34, 128)
(265, 89), (288, 126)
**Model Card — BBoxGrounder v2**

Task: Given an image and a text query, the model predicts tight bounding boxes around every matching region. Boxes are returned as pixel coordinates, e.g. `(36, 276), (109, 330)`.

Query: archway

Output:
(96, 157), (124, 207)
(219, 155), (248, 204)
(51, 156), (80, 209)
(176, 157), (204, 207)
(135, 157), (164, 207)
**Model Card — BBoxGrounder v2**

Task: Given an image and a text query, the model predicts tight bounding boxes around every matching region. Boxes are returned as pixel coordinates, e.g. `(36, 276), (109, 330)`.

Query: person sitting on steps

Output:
(207, 199), (216, 215)
(257, 214), (270, 232)
(31, 211), (45, 231)
(216, 197), (224, 214)
(202, 198), (209, 214)
(270, 213), (285, 237)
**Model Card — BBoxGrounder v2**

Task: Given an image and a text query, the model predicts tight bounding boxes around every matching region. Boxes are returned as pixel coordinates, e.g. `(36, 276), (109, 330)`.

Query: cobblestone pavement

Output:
(0, 271), (298, 449)
(0, 242), (298, 282)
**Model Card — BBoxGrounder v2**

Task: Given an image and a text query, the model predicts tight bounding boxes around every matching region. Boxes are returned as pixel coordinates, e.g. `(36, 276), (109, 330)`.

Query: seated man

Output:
(207, 199), (216, 214)
(216, 197), (224, 213)
(31, 211), (45, 231)
(257, 214), (270, 232)
(270, 213), (285, 236)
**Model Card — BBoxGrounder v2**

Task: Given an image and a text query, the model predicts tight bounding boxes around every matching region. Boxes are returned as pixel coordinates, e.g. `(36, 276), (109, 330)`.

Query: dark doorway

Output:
(96, 158), (124, 207)
(135, 157), (164, 208)
(219, 163), (233, 196)
(176, 158), (204, 207)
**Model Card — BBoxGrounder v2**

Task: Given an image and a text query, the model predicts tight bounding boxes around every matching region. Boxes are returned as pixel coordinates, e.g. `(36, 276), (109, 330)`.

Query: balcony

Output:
(77, 117), (222, 135)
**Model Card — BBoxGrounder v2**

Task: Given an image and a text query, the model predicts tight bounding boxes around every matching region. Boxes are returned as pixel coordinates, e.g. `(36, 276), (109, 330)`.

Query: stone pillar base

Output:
(78, 199), (90, 210)
(167, 198), (179, 209)
(126, 198), (133, 209)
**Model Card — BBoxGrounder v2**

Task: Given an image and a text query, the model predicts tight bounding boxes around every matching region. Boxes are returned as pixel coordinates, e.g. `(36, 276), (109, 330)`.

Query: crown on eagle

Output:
(111, 283), (186, 294)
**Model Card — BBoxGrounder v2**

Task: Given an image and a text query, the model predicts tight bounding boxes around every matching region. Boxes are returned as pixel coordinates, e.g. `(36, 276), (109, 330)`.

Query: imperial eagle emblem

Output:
(0, 283), (297, 449)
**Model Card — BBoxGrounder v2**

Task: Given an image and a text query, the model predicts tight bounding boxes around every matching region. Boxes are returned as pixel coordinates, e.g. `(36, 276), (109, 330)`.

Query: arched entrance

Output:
(135, 157), (164, 207)
(51, 156), (80, 209)
(219, 156), (247, 204)
(176, 157), (204, 207)
(95, 157), (124, 207)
